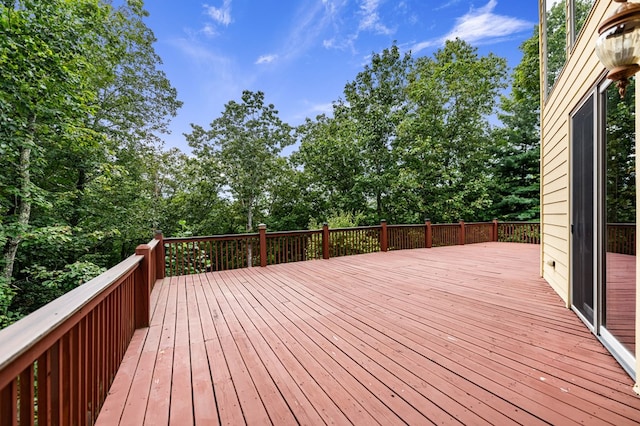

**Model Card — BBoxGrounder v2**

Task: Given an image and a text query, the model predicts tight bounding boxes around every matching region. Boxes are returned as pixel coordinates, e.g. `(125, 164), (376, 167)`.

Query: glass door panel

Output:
(603, 80), (636, 355)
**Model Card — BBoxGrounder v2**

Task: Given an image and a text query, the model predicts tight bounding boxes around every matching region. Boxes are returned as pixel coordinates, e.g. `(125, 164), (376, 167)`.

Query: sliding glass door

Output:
(601, 81), (636, 371)
(571, 80), (636, 376)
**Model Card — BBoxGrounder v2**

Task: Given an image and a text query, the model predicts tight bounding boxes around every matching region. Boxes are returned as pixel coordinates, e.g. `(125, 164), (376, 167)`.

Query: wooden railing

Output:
(162, 233), (260, 276)
(607, 223), (636, 255)
(498, 222), (541, 244)
(0, 236), (161, 426)
(163, 220), (543, 276)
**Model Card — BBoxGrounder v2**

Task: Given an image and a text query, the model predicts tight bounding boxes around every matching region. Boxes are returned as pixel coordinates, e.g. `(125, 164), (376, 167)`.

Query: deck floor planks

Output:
(203, 272), (273, 425)
(99, 242), (640, 425)
(237, 265), (511, 425)
(302, 250), (640, 421)
(240, 264), (548, 425)
(264, 248), (632, 421)
(249, 261), (553, 425)
(143, 275), (178, 425)
(228, 267), (443, 425)
(212, 270), (387, 425)
(188, 274), (219, 425)
(211, 270), (340, 425)
(196, 272), (246, 426)
(213, 272), (354, 425)
(210, 270), (299, 425)
(169, 274), (194, 426)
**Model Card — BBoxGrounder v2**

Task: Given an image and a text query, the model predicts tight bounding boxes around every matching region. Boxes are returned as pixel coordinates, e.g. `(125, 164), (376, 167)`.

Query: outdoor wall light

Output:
(595, 0), (640, 98)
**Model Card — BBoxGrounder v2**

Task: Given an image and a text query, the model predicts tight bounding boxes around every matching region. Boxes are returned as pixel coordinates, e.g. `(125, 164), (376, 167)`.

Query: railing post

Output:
(380, 220), (388, 252)
(492, 219), (499, 242)
(459, 219), (465, 245)
(259, 224), (267, 267)
(134, 244), (151, 328)
(425, 219), (432, 248)
(154, 230), (165, 280)
(322, 223), (330, 259)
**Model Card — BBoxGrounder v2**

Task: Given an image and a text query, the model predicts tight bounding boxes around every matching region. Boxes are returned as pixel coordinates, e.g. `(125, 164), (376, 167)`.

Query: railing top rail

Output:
(0, 253), (143, 374)
(164, 233), (260, 243)
(265, 229), (323, 237)
(387, 224), (427, 228)
(500, 221), (541, 224)
(607, 223), (636, 227)
(329, 225), (381, 232)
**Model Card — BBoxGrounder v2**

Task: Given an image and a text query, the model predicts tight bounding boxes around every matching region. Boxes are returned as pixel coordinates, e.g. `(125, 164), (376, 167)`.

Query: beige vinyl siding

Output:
(540, 0), (611, 304)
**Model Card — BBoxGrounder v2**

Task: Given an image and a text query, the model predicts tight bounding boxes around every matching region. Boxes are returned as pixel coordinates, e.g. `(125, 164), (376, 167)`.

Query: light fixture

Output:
(595, 0), (640, 98)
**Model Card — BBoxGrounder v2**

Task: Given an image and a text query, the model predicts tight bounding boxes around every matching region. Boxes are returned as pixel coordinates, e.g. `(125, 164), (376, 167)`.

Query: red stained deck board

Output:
(99, 242), (640, 425)
(234, 266), (543, 426)
(219, 269), (429, 425)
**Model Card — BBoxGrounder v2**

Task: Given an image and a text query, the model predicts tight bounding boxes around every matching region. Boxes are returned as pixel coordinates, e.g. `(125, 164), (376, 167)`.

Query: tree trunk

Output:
(69, 167), (86, 227)
(3, 144), (32, 281)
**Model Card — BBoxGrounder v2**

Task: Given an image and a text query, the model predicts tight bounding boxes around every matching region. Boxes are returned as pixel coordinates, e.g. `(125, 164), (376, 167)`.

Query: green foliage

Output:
(490, 27), (541, 221)
(308, 210), (367, 230)
(0, 0), (181, 327)
(398, 39), (508, 222)
(11, 261), (105, 316)
(188, 90), (294, 232)
(307, 211), (378, 257)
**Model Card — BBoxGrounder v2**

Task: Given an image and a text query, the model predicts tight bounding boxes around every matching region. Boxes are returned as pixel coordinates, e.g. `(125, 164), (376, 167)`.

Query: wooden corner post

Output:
(459, 220), (465, 245)
(380, 220), (388, 252)
(425, 219), (432, 248)
(322, 223), (330, 260)
(258, 224), (267, 267)
(134, 244), (151, 328)
(154, 230), (165, 280)
(492, 219), (499, 242)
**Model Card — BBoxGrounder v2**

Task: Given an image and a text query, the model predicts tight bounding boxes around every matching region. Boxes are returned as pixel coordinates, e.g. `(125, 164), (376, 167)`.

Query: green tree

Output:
(398, 38), (508, 222)
(187, 90), (294, 231)
(490, 27), (541, 220)
(342, 44), (413, 221)
(0, 0), (182, 323)
(0, 0), (105, 283)
(294, 108), (367, 218)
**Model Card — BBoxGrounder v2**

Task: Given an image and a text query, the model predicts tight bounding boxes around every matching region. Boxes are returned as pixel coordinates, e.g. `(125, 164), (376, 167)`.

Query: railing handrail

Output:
(265, 229), (323, 237)
(329, 225), (381, 232)
(0, 253), (143, 389)
(164, 232), (259, 243)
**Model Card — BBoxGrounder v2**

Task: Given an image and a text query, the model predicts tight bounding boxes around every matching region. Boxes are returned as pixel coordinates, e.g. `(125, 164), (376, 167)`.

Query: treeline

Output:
(0, 0), (539, 325)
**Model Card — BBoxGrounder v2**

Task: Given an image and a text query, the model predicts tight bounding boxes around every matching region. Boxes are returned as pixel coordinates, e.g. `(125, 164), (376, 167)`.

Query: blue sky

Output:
(142, 0), (539, 153)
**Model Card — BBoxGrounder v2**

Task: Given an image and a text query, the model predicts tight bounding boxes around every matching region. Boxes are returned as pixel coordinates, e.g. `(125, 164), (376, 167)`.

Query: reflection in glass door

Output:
(602, 80), (636, 359)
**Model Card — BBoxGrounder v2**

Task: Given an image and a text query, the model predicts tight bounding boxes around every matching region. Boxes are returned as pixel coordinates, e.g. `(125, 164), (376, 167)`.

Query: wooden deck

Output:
(96, 242), (640, 425)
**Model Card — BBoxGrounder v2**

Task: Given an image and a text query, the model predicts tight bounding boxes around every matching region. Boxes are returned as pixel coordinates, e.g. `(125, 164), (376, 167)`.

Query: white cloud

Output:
(204, 0), (232, 26)
(434, 0), (463, 12)
(411, 0), (532, 54)
(255, 54), (279, 65)
(202, 24), (218, 37)
(290, 101), (335, 122)
(358, 0), (394, 35)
